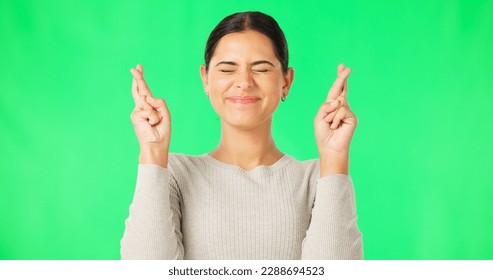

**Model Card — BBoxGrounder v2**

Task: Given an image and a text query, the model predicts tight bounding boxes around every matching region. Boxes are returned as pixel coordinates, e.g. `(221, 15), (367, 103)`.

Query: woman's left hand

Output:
(314, 64), (358, 174)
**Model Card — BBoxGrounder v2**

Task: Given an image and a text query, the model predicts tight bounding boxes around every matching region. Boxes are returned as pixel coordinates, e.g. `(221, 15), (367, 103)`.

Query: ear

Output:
(282, 67), (294, 98)
(199, 64), (209, 94)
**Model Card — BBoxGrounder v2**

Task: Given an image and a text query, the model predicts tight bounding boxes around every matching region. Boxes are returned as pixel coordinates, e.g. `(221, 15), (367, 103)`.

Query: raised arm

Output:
(314, 64), (357, 177)
(121, 164), (184, 259)
(302, 64), (362, 259)
(129, 64), (171, 168)
(121, 65), (183, 259)
(301, 175), (363, 259)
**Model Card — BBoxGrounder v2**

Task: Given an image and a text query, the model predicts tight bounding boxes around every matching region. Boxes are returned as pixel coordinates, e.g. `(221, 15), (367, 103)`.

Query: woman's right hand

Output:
(130, 64), (171, 167)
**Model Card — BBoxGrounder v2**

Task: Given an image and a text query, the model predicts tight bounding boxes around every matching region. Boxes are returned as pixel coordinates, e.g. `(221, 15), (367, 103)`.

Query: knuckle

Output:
(324, 100), (338, 107)
(149, 110), (159, 118)
(130, 110), (143, 122)
(139, 110), (149, 118)
(319, 103), (329, 111)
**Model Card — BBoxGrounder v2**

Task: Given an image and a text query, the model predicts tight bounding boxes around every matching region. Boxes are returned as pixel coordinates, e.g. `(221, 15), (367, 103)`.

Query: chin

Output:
(226, 119), (260, 130)
(221, 114), (271, 131)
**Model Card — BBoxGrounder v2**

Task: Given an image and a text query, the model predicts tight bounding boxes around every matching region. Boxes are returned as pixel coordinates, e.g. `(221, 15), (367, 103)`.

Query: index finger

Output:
(338, 64), (350, 97)
(131, 77), (140, 104)
(130, 65), (153, 98)
(326, 66), (351, 101)
(131, 77), (152, 110)
(130, 66), (152, 110)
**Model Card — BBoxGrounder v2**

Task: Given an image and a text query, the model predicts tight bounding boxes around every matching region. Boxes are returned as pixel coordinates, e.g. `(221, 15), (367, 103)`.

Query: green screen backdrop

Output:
(1, 0), (492, 259)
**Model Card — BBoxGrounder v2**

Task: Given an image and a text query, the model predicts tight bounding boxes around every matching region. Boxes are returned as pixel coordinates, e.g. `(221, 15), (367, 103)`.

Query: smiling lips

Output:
(226, 96), (261, 104)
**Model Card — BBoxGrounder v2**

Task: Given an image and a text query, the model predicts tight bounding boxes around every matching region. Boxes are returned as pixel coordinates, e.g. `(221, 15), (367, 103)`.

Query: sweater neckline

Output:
(201, 153), (293, 173)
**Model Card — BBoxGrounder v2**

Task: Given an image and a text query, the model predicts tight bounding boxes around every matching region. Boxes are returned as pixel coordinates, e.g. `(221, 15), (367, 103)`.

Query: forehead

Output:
(212, 30), (278, 61)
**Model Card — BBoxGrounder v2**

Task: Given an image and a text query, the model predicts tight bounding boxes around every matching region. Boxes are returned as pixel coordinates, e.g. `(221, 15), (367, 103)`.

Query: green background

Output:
(1, 0), (492, 259)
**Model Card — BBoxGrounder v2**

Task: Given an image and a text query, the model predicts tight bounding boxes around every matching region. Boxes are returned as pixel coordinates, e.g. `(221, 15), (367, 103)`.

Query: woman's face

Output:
(200, 30), (294, 130)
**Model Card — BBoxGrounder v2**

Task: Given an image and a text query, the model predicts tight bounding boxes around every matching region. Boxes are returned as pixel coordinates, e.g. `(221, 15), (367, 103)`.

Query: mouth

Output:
(226, 96), (261, 104)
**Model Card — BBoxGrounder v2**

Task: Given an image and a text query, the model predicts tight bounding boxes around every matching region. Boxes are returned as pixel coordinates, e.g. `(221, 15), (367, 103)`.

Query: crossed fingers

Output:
(130, 64), (171, 128)
(316, 64), (353, 129)
(131, 64), (154, 110)
(326, 64), (351, 102)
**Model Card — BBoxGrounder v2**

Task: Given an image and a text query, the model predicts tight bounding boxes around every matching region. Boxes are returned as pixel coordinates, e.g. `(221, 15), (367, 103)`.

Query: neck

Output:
(209, 119), (283, 170)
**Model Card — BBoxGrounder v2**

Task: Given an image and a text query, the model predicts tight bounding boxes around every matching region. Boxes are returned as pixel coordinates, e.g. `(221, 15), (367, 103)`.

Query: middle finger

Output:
(130, 67), (153, 98)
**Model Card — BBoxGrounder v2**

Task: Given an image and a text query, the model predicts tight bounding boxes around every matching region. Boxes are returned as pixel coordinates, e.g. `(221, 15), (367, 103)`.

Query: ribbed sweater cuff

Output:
(317, 174), (352, 188)
(136, 164), (169, 190)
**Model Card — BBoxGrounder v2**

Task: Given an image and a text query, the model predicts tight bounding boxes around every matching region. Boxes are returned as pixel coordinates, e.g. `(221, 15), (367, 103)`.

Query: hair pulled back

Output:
(204, 11), (289, 74)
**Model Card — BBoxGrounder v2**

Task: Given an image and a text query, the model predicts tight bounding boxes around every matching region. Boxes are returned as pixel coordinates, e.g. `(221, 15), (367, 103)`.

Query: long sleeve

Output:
(120, 164), (184, 259)
(301, 174), (363, 259)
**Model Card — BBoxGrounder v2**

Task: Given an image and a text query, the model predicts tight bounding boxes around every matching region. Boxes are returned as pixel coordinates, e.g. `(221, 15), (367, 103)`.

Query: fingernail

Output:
(330, 101), (338, 106)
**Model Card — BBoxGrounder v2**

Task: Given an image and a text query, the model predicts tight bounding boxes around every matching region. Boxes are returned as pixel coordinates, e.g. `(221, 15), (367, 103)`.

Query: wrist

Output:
(319, 152), (349, 177)
(139, 144), (169, 168)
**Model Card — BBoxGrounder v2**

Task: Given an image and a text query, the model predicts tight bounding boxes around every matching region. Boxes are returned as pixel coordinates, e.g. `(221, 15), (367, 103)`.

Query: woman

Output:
(121, 11), (362, 260)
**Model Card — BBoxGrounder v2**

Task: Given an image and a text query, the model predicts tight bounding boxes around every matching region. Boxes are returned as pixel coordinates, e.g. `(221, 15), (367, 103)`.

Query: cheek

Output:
(257, 76), (283, 95)
(209, 74), (234, 93)
(207, 76), (228, 112)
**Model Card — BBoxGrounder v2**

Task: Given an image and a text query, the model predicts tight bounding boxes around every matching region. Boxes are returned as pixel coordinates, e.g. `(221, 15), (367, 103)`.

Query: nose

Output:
(235, 70), (253, 90)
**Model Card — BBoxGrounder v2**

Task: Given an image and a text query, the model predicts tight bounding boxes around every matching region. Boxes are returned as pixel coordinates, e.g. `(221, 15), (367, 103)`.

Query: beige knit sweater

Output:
(120, 153), (363, 259)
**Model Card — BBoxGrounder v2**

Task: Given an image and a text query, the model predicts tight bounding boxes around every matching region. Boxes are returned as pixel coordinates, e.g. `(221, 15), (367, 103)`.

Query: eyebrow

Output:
(215, 60), (275, 67)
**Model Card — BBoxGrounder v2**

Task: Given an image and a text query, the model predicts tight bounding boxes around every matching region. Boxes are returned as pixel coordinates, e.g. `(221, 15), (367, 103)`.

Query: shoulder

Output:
(280, 155), (320, 201)
(285, 155), (319, 173)
(165, 153), (211, 188)
(168, 153), (207, 172)
(299, 157), (320, 172)
(281, 155), (320, 182)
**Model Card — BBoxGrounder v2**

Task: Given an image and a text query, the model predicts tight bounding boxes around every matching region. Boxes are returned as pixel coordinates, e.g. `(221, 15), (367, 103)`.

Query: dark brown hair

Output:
(204, 11), (289, 74)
